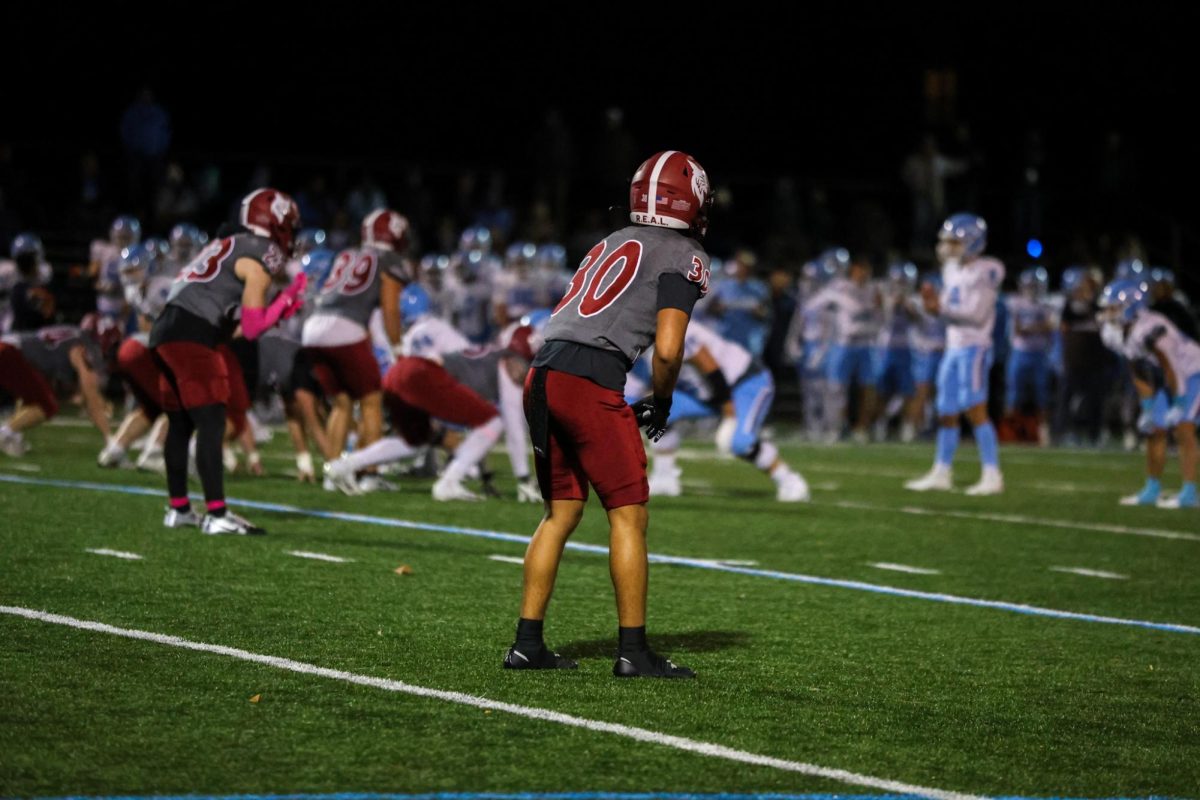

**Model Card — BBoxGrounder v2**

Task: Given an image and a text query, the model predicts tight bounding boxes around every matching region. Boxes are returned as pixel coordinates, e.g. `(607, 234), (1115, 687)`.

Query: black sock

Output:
(618, 625), (648, 655)
(515, 617), (545, 650)
(190, 403), (227, 506)
(164, 411), (195, 501)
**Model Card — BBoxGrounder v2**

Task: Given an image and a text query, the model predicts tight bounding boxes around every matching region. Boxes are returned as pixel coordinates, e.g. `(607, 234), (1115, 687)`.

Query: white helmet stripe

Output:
(646, 150), (677, 220)
(362, 208), (385, 243)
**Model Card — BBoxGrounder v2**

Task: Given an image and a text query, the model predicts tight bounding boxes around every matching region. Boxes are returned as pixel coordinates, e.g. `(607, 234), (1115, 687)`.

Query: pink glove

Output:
(242, 274), (307, 340)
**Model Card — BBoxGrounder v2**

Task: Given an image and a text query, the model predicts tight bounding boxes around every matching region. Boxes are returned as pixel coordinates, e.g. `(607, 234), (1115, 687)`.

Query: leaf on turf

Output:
(394, 564), (413, 576)
(249, 694), (262, 704)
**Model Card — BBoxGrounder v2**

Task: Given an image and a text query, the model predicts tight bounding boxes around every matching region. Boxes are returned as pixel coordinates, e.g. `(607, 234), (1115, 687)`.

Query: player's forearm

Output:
(1131, 375), (1154, 400)
(940, 295), (991, 327)
(81, 380), (110, 439)
(651, 350), (684, 399)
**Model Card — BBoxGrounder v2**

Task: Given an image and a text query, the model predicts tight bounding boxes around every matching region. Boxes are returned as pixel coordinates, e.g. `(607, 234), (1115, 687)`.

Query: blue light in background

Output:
(1026, 239), (1043, 259)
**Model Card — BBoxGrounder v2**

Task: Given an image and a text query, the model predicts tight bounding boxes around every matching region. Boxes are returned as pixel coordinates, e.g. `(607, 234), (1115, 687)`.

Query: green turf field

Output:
(1, 419), (1198, 799)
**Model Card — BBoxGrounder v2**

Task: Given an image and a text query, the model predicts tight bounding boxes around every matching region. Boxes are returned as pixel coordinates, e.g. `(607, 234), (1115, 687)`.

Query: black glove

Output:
(631, 394), (672, 442)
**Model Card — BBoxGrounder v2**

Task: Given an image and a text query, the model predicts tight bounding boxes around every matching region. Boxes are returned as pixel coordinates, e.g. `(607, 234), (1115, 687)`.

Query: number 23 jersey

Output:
(164, 234), (284, 333)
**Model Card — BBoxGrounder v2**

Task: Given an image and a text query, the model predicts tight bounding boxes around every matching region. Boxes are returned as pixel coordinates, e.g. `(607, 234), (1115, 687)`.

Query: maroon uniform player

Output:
(301, 209), (411, 464)
(0, 319), (117, 455)
(149, 188), (305, 535)
(506, 151), (713, 678)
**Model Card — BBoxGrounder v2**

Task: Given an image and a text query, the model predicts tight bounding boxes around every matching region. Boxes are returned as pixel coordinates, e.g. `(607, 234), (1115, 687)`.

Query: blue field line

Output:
(2, 474), (1198, 637)
(28, 793), (1192, 800)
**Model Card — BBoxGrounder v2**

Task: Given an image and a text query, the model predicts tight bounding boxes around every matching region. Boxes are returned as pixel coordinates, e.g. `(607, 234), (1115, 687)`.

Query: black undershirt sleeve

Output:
(657, 272), (702, 315)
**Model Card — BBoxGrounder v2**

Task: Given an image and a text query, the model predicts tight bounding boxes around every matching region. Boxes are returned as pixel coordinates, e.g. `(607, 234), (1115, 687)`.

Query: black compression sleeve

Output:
(657, 272), (702, 314)
(704, 368), (732, 407)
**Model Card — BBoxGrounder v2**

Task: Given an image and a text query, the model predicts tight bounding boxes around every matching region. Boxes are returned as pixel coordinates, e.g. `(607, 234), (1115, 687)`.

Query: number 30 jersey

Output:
(164, 234), (284, 332)
(312, 245), (412, 328)
(540, 225), (710, 367)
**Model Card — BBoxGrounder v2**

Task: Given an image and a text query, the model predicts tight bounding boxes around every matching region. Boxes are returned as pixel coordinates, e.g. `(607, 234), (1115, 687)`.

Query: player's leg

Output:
(1172, 421), (1198, 508)
(906, 349), (960, 490)
(506, 369), (587, 670)
(1123, 408), (1166, 505)
(728, 370), (808, 501)
(325, 392), (353, 459)
(1032, 353), (1051, 446)
(852, 347), (876, 442)
(962, 348), (1002, 495)
(0, 344), (56, 455)
(824, 344), (850, 442)
(607, 501), (649, 626)
(1161, 377), (1200, 508)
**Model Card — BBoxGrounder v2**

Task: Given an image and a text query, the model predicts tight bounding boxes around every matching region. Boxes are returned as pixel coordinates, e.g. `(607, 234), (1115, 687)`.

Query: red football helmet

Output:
(629, 151), (712, 238)
(361, 208), (411, 252)
(240, 188), (300, 256)
(80, 312), (123, 358)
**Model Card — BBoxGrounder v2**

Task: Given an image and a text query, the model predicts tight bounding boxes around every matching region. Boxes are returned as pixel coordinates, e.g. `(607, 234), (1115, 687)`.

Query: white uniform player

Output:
(906, 213), (1005, 495)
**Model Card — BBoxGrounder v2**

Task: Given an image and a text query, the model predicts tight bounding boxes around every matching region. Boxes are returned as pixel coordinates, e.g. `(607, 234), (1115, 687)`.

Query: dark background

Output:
(2, 5), (1195, 291)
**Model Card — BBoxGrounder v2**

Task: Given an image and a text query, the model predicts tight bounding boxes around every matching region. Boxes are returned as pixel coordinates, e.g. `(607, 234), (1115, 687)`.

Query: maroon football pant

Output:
(0, 343), (58, 418)
(525, 368), (648, 510)
(382, 356), (498, 445)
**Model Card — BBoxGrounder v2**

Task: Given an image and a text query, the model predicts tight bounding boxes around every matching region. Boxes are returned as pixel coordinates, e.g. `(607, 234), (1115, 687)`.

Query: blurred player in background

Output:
(906, 213), (1005, 495)
(1005, 266), (1055, 445)
(873, 261), (918, 441)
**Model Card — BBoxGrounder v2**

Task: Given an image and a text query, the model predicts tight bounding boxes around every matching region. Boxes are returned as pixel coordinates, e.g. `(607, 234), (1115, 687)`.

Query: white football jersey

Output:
(909, 298), (946, 353)
(1006, 294), (1056, 353)
(1126, 311), (1200, 384)
(401, 316), (471, 360)
(684, 320), (753, 385)
(802, 277), (881, 345)
(940, 256), (1005, 350)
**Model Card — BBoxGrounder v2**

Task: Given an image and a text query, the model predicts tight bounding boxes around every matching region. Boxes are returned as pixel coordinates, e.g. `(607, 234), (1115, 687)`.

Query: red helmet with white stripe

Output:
(240, 188), (300, 256)
(629, 150), (712, 238)
(361, 208), (411, 253)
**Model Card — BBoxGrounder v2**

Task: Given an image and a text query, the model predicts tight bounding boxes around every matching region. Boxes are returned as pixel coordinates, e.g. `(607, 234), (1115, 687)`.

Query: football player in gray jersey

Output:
(301, 209), (412, 469)
(506, 151), (713, 679)
(150, 188), (305, 535)
(0, 317), (118, 456)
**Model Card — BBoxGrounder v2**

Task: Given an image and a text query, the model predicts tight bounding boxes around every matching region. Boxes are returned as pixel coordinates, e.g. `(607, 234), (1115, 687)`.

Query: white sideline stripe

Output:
(1, 475), (1196, 636)
(489, 555), (525, 565)
(827, 500), (1200, 543)
(286, 550), (353, 564)
(1050, 567), (1129, 581)
(0, 605), (985, 800)
(46, 418), (95, 428)
(812, 482), (841, 491)
(85, 548), (143, 561)
(869, 562), (941, 575)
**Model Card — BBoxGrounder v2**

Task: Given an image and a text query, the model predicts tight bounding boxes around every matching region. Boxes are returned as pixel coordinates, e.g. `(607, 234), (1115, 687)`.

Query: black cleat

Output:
(613, 650), (696, 679)
(503, 645), (578, 670)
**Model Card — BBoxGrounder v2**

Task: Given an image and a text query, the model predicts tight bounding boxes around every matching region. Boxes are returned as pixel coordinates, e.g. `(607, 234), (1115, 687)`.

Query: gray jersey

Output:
(8, 325), (102, 386)
(165, 234), (283, 331)
(313, 246), (410, 328)
(541, 225), (709, 365)
(441, 347), (504, 403)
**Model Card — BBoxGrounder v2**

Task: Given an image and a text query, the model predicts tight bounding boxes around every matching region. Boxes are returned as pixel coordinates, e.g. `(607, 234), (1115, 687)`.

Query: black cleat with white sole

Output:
(613, 650), (696, 679)
(503, 645), (578, 670)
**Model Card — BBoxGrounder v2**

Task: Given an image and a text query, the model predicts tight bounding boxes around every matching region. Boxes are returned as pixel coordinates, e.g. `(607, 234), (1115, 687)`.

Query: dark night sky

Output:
(4, 5), (1197, 273)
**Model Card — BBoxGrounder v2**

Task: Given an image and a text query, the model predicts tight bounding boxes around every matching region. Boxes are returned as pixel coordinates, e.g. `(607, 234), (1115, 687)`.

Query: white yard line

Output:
(488, 555), (525, 565)
(826, 500), (1200, 543)
(2, 475), (1195, 636)
(285, 550), (353, 564)
(85, 548), (143, 561)
(1050, 567), (1129, 581)
(869, 562), (941, 575)
(0, 605), (987, 800)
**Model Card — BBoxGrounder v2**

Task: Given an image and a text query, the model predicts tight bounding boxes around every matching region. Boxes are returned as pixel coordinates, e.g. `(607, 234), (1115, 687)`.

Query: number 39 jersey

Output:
(312, 245), (412, 328)
(540, 225), (710, 366)
(165, 234), (284, 331)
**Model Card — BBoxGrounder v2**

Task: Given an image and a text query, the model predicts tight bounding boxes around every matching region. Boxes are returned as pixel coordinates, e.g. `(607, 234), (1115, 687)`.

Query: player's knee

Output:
(730, 429), (757, 457)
